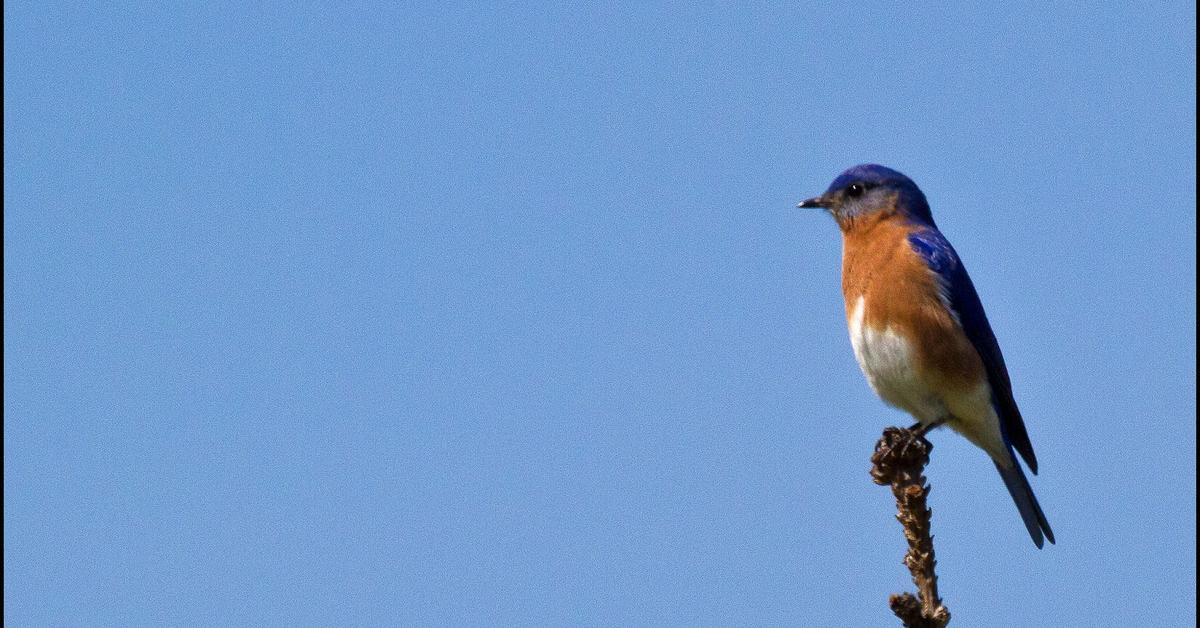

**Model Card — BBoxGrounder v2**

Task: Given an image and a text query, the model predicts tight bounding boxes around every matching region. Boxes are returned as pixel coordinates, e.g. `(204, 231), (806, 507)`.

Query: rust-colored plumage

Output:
(839, 205), (986, 395)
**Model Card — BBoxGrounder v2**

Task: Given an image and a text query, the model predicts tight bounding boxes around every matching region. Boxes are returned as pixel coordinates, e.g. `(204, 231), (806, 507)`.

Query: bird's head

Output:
(797, 164), (934, 229)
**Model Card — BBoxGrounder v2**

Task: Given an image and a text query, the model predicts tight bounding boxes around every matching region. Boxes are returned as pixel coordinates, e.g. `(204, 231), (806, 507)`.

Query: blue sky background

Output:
(5, 2), (1196, 626)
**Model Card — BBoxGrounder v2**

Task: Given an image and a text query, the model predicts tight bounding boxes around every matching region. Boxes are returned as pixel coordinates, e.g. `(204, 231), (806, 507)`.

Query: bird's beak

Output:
(796, 196), (827, 209)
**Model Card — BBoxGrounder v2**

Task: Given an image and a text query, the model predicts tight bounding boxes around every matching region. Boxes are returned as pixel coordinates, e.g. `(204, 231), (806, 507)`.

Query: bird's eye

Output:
(846, 183), (865, 198)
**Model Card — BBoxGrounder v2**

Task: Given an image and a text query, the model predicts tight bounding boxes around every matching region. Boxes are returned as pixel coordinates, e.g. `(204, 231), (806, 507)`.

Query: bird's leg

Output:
(911, 418), (947, 438)
(893, 419), (948, 460)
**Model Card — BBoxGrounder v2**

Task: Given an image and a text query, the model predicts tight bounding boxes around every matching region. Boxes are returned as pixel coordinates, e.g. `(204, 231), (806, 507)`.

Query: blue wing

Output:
(907, 229), (1038, 473)
(909, 228), (1054, 547)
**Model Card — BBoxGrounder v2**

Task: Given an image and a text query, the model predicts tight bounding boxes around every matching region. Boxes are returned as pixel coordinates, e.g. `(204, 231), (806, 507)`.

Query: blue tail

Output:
(995, 457), (1055, 548)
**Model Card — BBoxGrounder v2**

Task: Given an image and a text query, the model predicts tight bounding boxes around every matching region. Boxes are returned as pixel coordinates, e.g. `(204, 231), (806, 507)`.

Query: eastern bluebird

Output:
(798, 164), (1054, 548)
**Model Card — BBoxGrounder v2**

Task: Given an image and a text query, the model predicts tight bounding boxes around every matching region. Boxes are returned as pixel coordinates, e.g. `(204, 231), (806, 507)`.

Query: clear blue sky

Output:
(5, 2), (1196, 626)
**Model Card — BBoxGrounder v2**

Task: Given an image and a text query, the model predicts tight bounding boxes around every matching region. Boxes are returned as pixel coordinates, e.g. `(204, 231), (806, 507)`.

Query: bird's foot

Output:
(872, 420), (947, 481)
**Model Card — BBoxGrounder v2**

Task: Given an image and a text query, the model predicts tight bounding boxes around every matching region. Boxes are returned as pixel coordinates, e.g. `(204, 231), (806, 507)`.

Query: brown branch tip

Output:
(870, 426), (952, 628)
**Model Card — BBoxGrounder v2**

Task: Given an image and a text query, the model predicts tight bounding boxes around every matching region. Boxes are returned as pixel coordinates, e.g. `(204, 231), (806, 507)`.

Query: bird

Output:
(797, 164), (1054, 548)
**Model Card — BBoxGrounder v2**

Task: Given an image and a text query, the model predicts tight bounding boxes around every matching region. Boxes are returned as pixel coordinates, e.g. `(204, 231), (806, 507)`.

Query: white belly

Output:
(846, 295), (1010, 461)
(847, 295), (946, 422)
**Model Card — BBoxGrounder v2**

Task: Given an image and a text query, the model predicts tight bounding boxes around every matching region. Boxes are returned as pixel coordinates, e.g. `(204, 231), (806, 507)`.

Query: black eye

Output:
(846, 183), (865, 198)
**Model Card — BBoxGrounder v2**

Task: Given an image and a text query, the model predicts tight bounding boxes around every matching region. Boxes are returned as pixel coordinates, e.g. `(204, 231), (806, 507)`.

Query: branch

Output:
(870, 426), (952, 628)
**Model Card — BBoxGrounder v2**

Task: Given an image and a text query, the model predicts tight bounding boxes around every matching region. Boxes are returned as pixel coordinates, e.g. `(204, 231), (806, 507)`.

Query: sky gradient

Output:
(6, 2), (1197, 626)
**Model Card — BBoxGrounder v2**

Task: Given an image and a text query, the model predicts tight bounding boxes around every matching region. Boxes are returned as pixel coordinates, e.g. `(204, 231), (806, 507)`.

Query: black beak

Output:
(796, 196), (827, 209)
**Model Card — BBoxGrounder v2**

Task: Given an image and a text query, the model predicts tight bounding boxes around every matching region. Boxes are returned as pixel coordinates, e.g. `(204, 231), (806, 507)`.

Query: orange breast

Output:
(840, 216), (986, 390)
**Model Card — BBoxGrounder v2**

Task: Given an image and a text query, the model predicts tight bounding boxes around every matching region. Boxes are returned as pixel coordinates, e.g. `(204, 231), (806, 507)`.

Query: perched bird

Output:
(798, 164), (1054, 548)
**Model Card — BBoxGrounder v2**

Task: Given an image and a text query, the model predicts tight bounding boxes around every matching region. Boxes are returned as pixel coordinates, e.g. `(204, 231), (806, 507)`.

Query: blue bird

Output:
(798, 164), (1054, 548)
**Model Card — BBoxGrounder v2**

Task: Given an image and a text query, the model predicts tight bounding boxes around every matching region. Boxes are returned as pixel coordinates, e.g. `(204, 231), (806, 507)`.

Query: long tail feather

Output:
(995, 458), (1055, 548)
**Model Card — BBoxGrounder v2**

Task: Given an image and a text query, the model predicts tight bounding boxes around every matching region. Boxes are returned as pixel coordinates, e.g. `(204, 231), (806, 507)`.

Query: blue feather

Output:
(908, 228), (1054, 546)
(996, 459), (1055, 548)
(906, 228), (1038, 470)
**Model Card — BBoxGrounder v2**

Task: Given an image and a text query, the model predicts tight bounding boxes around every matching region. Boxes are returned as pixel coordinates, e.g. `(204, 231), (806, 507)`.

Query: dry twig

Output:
(870, 426), (952, 628)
